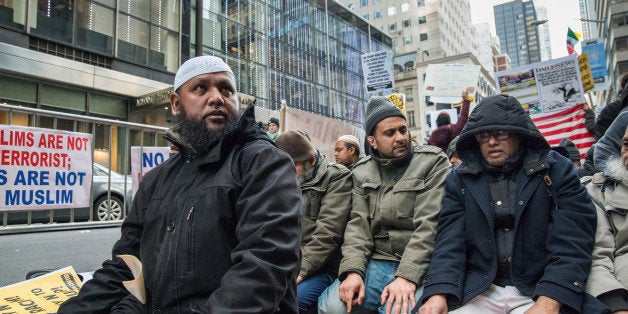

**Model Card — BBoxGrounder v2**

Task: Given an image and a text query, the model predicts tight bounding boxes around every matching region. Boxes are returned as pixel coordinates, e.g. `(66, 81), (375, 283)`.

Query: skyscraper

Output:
(494, 0), (543, 67)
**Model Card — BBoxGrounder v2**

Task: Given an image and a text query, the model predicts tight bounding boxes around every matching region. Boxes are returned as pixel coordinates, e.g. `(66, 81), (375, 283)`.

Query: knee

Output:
(318, 282), (346, 314)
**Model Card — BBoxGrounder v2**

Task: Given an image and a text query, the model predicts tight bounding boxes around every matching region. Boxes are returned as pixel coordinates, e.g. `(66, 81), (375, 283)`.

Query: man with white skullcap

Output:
(334, 134), (361, 169)
(59, 56), (302, 313)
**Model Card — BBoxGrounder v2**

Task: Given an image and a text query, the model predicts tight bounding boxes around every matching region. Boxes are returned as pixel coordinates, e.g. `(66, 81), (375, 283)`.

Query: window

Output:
(389, 23), (397, 31)
(388, 6), (396, 16)
(407, 110), (416, 127)
(361, 0), (368, 7)
(401, 2), (410, 12)
(420, 33), (428, 41)
(417, 0), (425, 6)
(418, 15), (426, 24)
(363, 13), (369, 20)
(375, 11), (381, 19)
(616, 36), (628, 51)
(404, 36), (412, 44)
(347, 3), (355, 9)
(403, 19), (411, 28)
(405, 87), (414, 101)
(373, 0), (380, 4)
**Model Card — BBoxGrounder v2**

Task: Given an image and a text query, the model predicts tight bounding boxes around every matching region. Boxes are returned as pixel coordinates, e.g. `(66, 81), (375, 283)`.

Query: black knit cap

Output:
(269, 117), (280, 127)
(365, 96), (406, 135)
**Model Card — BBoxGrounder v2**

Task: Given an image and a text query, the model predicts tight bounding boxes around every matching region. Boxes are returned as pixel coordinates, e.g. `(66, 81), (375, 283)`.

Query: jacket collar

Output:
(301, 155), (329, 188)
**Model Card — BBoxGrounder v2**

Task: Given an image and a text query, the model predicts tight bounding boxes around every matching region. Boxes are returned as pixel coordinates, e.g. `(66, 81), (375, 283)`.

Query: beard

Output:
(299, 160), (317, 184)
(174, 104), (240, 154)
(605, 156), (628, 186)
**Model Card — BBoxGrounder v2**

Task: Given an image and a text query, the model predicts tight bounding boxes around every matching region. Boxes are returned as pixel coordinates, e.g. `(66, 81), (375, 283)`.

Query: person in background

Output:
(595, 111), (628, 174)
(58, 56), (302, 313)
(580, 145), (598, 178)
(585, 121), (628, 313)
(420, 94), (605, 314)
(446, 136), (462, 167)
(427, 90), (471, 152)
(595, 74), (628, 141)
(551, 137), (582, 167)
(319, 96), (450, 314)
(267, 117), (280, 141)
(276, 129), (352, 314)
(334, 134), (361, 169)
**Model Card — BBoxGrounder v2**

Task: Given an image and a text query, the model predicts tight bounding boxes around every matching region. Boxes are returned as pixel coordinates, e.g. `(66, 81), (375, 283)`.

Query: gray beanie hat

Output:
(275, 130), (315, 162)
(174, 56), (234, 91)
(365, 96), (406, 135)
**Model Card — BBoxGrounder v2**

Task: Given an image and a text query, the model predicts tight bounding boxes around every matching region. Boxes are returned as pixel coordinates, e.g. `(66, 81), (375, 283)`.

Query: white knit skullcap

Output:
(337, 135), (360, 148)
(174, 56), (234, 91)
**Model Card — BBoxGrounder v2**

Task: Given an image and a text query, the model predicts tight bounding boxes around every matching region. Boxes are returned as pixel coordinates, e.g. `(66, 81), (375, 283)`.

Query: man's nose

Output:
(206, 87), (224, 107)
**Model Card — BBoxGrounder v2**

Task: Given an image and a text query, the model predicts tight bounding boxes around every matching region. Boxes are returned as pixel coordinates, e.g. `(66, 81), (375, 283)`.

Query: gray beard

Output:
(299, 161), (316, 185)
(174, 105), (239, 154)
(605, 156), (628, 186)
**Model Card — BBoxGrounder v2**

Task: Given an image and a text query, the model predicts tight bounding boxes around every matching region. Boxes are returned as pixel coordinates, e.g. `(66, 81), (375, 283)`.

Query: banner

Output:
(285, 107), (366, 160)
(130, 147), (173, 197)
(0, 266), (82, 313)
(361, 50), (394, 93)
(495, 54), (593, 158)
(387, 93), (407, 116)
(0, 126), (92, 210)
(578, 52), (595, 92)
(581, 38), (610, 91)
(424, 64), (480, 103)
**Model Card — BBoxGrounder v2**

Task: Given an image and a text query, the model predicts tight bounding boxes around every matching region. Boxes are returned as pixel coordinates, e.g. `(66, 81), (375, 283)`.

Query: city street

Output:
(0, 227), (120, 287)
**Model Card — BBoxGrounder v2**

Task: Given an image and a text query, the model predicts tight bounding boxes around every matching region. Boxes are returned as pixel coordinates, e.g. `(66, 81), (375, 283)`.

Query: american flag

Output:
(530, 103), (594, 160)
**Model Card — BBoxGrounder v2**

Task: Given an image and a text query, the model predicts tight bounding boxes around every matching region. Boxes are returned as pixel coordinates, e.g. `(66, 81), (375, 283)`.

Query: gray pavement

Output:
(0, 227), (120, 287)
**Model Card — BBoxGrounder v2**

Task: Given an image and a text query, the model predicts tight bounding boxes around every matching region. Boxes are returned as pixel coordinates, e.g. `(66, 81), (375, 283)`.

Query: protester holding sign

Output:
(57, 56), (302, 313)
(427, 90), (471, 153)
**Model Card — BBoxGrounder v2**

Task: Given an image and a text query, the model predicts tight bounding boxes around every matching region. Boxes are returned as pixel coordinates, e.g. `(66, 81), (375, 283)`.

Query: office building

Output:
(494, 0), (543, 67)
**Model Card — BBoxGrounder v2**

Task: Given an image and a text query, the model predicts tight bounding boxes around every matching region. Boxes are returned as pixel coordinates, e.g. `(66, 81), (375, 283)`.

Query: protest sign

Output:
(578, 52), (595, 92)
(130, 147), (173, 197)
(0, 266), (82, 314)
(581, 38), (610, 91)
(387, 93), (407, 116)
(424, 64), (480, 103)
(495, 54), (585, 115)
(0, 126), (92, 210)
(361, 50), (394, 93)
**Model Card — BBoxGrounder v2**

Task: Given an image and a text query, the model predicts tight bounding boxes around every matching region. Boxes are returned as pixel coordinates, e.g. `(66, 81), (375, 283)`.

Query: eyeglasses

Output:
(474, 130), (511, 143)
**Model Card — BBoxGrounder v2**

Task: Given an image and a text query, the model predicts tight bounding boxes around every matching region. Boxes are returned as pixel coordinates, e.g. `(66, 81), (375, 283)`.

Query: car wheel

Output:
(93, 195), (124, 221)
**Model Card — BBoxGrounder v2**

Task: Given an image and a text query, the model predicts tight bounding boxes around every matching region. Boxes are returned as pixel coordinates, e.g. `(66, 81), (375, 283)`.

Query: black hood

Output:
(456, 94), (550, 174)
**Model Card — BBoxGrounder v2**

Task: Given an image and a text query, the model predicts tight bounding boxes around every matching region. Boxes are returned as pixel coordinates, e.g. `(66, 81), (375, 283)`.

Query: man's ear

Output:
(367, 136), (377, 150)
(170, 92), (181, 116)
(309, 155), (317, 167)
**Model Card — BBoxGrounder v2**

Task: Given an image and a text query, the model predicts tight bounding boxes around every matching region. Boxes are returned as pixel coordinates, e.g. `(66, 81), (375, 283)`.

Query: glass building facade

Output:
(194, 0), (391, 125)
(0, 0), (390, 128)
(494, 0), (541, 68)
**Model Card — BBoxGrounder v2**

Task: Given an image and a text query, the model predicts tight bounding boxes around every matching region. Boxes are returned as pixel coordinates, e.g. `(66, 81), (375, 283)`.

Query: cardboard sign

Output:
(424, 64), (480, 102)
(0, 126), (92, 210)
(130, 147), (173, 197)
(361, 50), (394, 93)
(0, 267), (82, 313)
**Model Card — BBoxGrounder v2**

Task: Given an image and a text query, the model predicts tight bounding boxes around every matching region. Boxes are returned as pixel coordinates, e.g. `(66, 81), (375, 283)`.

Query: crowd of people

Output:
(56, 56), (626, 314)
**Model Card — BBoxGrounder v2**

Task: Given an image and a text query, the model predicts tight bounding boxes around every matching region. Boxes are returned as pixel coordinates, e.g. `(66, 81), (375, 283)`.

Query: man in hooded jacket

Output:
(419, 94), (606, 314)
(58, 56), (302, 313)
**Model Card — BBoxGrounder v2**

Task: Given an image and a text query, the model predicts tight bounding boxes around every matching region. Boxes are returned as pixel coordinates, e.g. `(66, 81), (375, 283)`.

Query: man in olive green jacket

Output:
(276, 130), (353, 314)
(319, 97), (450, 314)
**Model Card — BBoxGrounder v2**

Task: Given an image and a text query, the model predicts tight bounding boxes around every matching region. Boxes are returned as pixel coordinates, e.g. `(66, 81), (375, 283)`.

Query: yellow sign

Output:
(578, 52), (595, 92)
(0, 267), (82, 313)
(387, 93), (407, 116)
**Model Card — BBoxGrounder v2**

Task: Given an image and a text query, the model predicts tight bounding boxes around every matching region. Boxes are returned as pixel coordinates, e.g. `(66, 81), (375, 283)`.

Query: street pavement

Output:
(0, 227), (120, 287)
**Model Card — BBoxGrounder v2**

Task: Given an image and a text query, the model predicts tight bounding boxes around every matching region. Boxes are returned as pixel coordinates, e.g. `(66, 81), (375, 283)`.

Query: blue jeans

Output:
(297, 272), (336, 314)
(318, 259), (423, 314)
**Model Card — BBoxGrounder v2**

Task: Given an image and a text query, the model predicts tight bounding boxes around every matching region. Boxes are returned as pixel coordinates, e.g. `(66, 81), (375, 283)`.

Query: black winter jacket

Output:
(58, 104), (302, 313)
(422, 94), (606, 313)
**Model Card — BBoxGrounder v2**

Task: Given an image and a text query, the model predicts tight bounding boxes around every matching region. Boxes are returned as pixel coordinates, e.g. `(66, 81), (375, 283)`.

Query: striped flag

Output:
(531, 104), (594, 159)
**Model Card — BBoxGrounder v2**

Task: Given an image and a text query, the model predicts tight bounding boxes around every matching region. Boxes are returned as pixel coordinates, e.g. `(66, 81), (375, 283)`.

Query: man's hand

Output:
(419, 294), (448, 314)
(339, 273), (365, 312)
(524, 296), (561, 314)
(381, 277), (417, 314)
(296, 275), (304, 284)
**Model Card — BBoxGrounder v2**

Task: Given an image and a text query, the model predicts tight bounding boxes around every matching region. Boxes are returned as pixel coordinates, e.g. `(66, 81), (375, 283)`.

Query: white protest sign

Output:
(361, 50), (394, 93)
(424, 64), (480, 102)
(0, 126), (92, 210)
(130, 147), (173, 197)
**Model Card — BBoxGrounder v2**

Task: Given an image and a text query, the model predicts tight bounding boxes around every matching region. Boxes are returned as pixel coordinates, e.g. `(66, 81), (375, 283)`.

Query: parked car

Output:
(2, 163), (133, 225)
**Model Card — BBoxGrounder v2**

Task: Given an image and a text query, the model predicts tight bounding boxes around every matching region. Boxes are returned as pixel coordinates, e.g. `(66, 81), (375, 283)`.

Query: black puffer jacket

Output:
(58, 104), (302, 313)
